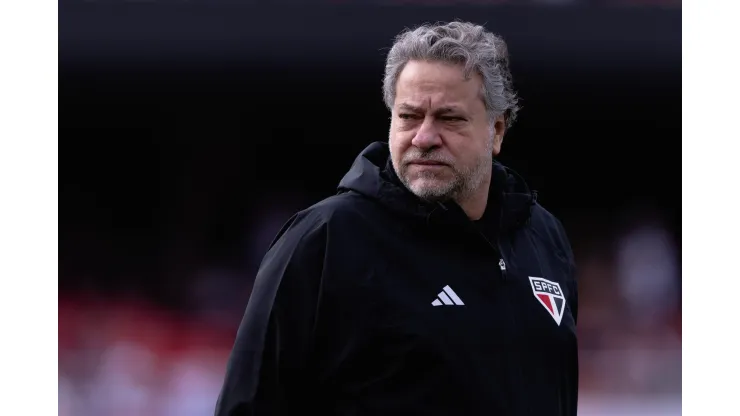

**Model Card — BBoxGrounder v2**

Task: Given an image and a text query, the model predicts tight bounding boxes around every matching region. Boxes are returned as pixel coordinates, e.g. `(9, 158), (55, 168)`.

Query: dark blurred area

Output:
(59, 1), (681, 415)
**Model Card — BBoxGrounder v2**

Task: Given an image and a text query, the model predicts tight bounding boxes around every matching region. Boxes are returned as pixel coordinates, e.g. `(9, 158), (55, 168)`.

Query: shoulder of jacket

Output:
(299, 191), (379, 226)
(529, 202), (560, 228)
(528, 202), (573, 258)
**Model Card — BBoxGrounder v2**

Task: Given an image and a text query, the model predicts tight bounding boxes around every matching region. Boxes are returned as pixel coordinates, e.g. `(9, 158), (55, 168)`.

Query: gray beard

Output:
(388, 131), (496, 205)
(393, 153), (492, 205)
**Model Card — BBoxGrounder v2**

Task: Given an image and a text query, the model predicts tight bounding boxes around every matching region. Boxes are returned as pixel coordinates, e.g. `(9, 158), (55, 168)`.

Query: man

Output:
(215, 21), (578, 416)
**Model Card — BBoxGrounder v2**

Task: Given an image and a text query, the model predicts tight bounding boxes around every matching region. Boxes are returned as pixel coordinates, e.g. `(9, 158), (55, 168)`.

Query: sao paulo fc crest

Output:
(528, 276), (566, 326)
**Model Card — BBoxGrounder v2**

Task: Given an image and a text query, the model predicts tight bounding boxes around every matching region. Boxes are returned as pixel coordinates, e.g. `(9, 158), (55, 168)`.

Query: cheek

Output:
(389, 131), (412, 154)
(388, 133), (403, 166)
(445, 136), (488, 166)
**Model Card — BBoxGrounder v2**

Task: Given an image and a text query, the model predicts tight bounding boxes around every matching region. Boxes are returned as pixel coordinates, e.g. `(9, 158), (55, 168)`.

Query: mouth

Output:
(407, 160), (448, 167)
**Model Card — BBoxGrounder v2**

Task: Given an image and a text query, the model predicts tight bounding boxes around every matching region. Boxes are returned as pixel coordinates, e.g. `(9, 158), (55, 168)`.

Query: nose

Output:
(410, 117), (442, 150)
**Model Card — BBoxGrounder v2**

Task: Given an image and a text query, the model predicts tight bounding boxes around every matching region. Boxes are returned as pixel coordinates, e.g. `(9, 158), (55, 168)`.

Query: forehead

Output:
(395, 60), (484, 111)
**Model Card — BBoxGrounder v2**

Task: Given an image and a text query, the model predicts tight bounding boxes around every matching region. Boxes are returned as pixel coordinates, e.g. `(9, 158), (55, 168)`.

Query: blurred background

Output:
(59, 0), (681, 415)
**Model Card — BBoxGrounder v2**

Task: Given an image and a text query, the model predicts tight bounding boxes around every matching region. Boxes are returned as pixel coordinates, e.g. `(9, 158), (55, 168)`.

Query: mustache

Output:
(402, 152), (454, 166)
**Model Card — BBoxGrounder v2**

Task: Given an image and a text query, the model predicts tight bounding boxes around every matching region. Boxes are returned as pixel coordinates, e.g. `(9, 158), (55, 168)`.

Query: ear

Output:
(491, 114), (507, 156)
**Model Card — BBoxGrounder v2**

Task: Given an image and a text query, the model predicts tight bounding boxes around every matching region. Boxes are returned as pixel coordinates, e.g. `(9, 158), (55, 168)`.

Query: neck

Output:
(456, 176), (492, 221)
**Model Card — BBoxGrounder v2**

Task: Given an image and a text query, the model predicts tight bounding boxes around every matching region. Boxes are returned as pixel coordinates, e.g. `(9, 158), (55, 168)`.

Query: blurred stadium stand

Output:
(59, 1), (681, 415)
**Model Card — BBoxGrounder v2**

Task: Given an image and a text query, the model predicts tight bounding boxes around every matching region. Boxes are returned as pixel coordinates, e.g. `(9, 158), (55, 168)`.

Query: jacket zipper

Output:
(437, 201), (510, 281)
(474, 228), (509, 281)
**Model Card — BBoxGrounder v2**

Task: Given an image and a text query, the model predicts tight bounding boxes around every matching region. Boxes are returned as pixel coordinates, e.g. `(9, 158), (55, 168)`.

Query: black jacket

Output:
(215, 142), (578, 416)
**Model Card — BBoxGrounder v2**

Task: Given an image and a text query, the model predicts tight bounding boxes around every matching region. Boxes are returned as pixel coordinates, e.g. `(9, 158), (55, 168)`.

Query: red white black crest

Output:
(528, 276), (566, 326)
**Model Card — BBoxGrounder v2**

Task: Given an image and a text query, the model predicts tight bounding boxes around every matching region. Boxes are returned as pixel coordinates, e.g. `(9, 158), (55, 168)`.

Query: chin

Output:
(408, 179), (455, 201)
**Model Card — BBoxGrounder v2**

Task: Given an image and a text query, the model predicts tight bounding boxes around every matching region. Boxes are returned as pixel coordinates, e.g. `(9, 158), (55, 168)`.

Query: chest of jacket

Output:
(310, 221), (577, 415)
(319, 218), (576, 362)
(361, 225), (576, 348)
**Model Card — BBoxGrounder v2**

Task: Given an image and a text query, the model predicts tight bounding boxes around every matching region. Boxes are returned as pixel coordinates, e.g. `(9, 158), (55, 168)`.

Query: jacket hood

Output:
(337, 142), (536, 233)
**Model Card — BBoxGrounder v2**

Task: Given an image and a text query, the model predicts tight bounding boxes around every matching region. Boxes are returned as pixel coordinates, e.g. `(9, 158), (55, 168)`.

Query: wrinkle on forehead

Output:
(395, 61), (483, 113)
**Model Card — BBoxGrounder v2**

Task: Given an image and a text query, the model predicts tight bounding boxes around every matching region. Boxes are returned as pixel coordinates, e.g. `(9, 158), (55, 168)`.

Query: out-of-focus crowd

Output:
(59, 207), (681, 416)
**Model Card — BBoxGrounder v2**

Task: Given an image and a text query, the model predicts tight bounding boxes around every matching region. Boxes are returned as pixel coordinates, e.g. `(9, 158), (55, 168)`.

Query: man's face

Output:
(389, 60), (505, 203)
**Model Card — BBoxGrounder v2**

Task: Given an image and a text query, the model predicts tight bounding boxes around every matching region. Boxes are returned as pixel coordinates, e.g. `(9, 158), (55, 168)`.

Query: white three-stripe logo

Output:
(431, 285), (465, 306)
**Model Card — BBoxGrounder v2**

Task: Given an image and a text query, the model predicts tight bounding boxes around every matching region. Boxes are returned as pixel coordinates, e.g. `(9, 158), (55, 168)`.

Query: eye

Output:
(398, 113), (418, 120)
(440, 116), (466, 122)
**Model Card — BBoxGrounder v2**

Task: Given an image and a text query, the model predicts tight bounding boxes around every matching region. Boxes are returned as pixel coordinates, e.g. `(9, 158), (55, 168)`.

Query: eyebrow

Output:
(397, 103), (465, 115)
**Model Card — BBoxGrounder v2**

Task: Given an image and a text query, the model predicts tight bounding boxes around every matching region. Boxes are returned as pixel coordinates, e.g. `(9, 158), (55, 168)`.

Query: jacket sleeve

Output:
(214, 210), (327, 416)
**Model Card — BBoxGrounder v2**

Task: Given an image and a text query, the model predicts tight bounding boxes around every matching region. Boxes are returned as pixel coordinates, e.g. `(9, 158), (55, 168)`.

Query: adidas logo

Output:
(431, 285), (465, 306)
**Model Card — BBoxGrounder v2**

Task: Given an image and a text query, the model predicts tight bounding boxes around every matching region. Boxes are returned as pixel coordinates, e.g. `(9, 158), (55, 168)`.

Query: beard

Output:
(391, 141), (494, 204)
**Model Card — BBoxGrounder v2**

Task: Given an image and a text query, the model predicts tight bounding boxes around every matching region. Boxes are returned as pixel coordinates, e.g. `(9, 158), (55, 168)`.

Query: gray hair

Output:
(382, 21), (520, 129)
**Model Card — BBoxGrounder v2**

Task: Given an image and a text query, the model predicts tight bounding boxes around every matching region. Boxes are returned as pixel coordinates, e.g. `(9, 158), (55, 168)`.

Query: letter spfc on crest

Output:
(528, 277), (566, 326)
